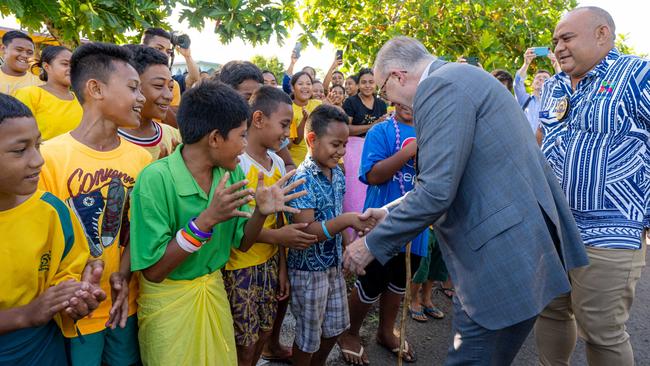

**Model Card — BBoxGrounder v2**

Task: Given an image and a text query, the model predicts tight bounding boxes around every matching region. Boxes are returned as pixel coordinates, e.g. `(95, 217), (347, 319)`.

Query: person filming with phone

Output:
(515, 47), (561, 136)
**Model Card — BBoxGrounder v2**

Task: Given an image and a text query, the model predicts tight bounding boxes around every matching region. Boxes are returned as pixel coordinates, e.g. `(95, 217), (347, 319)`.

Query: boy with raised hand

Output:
(38, 42), (152, 366)
(0, 31), (42, 95)
(219, 60), (297, 172)
(118, 45), (181, 160)
(223, 86), (318, 366)
(285, 105), (377, 366)
(129, 81), (306, 366)
(0, 94), (106, 365)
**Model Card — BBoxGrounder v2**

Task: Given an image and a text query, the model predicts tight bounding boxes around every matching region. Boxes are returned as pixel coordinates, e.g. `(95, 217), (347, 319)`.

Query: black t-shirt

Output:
(343, 95), (387, 137)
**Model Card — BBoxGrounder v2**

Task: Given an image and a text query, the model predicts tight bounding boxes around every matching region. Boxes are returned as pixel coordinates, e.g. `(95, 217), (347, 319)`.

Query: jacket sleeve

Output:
(365, 77), (476, 264)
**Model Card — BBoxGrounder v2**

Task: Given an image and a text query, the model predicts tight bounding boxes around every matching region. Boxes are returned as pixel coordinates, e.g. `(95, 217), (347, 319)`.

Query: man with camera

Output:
(141, 28), (200, 127)
(514, 47), (560, 135)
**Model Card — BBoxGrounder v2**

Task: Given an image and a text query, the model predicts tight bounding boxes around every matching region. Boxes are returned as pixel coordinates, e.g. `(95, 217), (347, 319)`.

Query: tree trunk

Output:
(44, 20), (78, 49)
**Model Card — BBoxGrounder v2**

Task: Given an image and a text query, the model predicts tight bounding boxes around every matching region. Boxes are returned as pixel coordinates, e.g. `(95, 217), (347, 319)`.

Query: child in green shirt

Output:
(130, 81), (306, 366)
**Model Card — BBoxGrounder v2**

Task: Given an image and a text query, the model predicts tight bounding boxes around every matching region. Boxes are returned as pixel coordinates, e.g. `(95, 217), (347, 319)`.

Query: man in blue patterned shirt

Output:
(536, 6), (650, 366)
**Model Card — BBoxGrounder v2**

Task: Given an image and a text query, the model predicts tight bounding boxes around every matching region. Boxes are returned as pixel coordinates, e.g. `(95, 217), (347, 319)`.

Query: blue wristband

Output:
(321, 220), (333, 240)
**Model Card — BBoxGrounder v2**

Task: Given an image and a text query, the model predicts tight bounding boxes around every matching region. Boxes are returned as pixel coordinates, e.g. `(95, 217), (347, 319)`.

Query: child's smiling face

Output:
(309, 121), (349, 170)
(99, 61), (146, 129)
(0, 116), (44, 197)
(211, 120), (248, 171)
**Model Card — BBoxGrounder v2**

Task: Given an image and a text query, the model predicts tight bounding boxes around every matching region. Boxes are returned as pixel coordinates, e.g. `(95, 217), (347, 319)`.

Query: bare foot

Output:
(337, 331), (369, 365)
(262, 343), (292, 363)
(376, 330), (416, 362)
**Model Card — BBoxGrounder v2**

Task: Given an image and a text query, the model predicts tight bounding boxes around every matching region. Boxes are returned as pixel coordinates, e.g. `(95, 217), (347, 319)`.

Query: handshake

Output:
(347, 209), (383, 237)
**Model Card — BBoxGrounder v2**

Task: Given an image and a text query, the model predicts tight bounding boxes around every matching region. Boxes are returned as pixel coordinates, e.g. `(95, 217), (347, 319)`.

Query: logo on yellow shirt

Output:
(65, 168), (136, 258)
(39, 251), (51, 271)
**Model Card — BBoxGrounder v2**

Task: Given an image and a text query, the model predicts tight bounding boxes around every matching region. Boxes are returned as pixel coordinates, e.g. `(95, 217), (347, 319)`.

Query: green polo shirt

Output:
(130, 145), (250, 280)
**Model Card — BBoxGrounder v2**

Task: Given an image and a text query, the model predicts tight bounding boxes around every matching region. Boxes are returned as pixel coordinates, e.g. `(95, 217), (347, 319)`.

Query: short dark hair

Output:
(34, 46), (70, 81)
(491, 69), (514, 91)
(290, 71), (313, 87)
(0, 93), (33, 124)
(217, 61), (263, 88)
(2, 30), (33, 46)
(302, 66), (316, 75)
(70, 42), (135, 104)
(346, 74), (359, 83)
(262, 70), (277, 81)
(249, 85), (292, 118)
(306, 104), (349, 137)
(357, 68), (374, 80)
(536, 69), (552, 77)
(177, 81), (251, 144)
(142, 28), (171, 45)
(330, 84), (345, 94)
(332, 70), (344, 77)
(123, 44), (169, 75)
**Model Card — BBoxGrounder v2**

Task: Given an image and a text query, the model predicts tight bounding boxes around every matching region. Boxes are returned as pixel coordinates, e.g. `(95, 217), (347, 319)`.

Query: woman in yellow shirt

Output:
(15, 46), (82, 141)
(288, 71), (321, 165)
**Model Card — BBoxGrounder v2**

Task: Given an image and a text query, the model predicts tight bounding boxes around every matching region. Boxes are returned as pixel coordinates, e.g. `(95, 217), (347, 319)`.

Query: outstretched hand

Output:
(356, 207), (388, 236)
(255, 169), (307, 216)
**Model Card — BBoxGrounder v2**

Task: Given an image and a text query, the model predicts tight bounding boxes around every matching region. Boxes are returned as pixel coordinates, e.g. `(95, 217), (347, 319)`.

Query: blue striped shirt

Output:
(540, 48), (650, 250)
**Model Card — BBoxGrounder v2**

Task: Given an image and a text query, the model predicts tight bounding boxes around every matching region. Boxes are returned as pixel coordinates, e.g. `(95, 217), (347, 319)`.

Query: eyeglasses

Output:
(378, 70), (406, 100)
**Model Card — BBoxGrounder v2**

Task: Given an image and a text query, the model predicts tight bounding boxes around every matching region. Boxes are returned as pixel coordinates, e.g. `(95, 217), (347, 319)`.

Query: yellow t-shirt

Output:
(225, 151), (285, 270)
(118, 122), (182, 160)
(171, 79), (181, 107)
(0, 69), (42, 96)
(0, 190), (89, 336)
(289, 99), (322, 165)
(14, 86), (83, 141)
(38, 133), (152, 336)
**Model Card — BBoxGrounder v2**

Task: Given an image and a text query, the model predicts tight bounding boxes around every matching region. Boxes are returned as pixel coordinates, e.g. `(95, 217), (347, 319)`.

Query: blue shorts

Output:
(66, 314), (140, 366)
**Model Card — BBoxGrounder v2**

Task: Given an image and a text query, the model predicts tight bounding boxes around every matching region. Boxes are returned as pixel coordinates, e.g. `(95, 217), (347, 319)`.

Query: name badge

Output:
(553, 96), (569, 121)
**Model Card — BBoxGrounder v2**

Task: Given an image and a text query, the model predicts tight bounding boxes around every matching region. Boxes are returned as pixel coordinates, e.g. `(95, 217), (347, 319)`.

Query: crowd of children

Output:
(0, 27), (448, 366)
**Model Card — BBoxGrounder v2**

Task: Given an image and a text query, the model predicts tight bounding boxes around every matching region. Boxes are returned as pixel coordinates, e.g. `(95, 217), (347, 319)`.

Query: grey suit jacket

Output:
(366, 60), (589, 330)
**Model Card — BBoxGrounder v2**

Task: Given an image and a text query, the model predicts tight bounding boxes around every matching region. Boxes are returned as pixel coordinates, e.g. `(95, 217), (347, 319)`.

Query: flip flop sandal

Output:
(340, 345), (370, 365)
(423, 306), (445, 319)
(408, 307), (428, 323)
(261, 352), (293, 364)
(437, 286), (455, 299)
(376, 339), (417, 363)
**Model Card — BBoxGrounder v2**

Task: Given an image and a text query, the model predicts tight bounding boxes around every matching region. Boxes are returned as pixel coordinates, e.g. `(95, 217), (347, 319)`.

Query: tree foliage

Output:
(250, 54), (285, 81)
(178, 0), (297, 45)
(0, 0), (171, 48)
(1, 0), (298, 48)
(300, 0), (578, 72)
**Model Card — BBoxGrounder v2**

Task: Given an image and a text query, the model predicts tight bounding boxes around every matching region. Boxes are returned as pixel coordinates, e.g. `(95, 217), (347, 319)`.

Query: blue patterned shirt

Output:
(286, 156), (346, 271)
(540, 49), (650, 250)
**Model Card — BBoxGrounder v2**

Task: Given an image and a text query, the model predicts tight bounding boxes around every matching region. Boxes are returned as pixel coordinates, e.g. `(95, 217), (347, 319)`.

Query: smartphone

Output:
(534, 47), (550, 57)
(293, 42), (302, 59)
(336, 49), (343, 61)
(466, 56), (479, 66)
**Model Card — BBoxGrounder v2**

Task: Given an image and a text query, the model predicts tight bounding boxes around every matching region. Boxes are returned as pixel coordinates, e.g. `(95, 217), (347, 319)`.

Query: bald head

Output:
(565, 6), (616, 43)
(553, 6), (616, 80)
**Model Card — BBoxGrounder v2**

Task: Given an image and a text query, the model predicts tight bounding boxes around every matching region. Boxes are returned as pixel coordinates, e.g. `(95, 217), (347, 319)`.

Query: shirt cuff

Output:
(364, 236), (371, 251)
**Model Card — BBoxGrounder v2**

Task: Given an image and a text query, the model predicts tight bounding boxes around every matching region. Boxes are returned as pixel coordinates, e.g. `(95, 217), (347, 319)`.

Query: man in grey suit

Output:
(344, 36), (589, 365)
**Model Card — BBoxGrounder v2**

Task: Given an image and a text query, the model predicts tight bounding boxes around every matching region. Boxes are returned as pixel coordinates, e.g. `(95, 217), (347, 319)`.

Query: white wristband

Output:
(176, 230), (200, 253)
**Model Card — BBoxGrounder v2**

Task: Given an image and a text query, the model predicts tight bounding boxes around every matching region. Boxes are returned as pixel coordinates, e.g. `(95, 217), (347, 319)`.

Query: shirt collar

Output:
(418, 61), (435, 85)
(168, 144), (212, 198)
(588, 48), (620, 78)
(303, 155), (342, 178)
